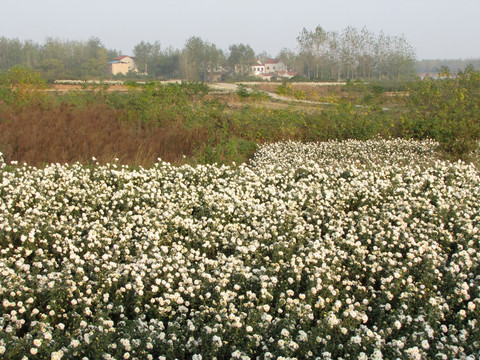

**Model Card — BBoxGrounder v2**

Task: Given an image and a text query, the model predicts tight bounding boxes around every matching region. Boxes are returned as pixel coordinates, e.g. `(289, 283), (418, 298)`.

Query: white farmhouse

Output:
(251, 59), (266, 76)
(110, 56), (138, 75)
(264, 59), (286, 73)
(251, 59), (288, 79)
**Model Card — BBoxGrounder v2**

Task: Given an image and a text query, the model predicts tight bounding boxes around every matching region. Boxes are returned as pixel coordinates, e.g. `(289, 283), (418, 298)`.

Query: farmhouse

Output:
(251, 59), (294, 79)
(251, 60), (266, 76)
(277, 70), (299, 79)
(264, 59), (286, 73)
(109, 56), (138, 75)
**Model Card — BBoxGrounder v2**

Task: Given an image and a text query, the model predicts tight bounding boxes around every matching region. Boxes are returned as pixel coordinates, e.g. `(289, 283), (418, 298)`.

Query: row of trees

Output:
(1, 26), (418, 81)
(417, 58), (480, 74)
(134, 27), (417, 81)
(0, 37), (119, 80)
(133, 38), (258, 81)
(285, 26), (417, 81)
(0, 35), (257, 81)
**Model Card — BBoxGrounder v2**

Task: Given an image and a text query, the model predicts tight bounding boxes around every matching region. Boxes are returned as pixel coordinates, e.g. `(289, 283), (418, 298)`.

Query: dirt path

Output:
(49, 81), (337, 106)
(209, 82), (336, 106)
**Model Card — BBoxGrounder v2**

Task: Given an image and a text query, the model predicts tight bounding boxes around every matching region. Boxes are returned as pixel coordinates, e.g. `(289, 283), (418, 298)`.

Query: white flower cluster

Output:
(250, 138), (440, 170)
(0, 139), (479, 359)
(54, 80), (128, 86)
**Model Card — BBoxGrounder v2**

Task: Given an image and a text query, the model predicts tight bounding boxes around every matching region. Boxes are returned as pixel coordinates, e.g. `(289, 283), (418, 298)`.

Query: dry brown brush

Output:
(0, 102), (208, 167)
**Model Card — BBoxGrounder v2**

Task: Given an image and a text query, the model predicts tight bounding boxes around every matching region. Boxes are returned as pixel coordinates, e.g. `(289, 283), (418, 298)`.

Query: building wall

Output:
(111, 62), (130, 75)
(264, 60), (287, 73)
(251, 65), (265, 76)
(122, 57), (137, 71)
(111, 56), (138, 75)
(251, 60), (287, 78)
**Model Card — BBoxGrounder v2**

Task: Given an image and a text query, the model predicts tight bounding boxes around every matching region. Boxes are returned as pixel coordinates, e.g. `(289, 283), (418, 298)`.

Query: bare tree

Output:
(296, 25), (417, 81)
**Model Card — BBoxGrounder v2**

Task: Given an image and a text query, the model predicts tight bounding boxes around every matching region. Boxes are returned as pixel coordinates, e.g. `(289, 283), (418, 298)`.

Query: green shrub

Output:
(236, 84), (250, 98)
(236, 84), (269, 101)
(276, 83), (306, 100)
(0, 66), (47, 106)
(404, 66), (480, 159)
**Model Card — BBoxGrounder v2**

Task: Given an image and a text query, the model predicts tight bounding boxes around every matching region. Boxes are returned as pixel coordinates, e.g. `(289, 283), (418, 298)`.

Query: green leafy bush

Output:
(0, 66), (47, 106)
(236, 84), (269, 101)
(276, 83), (306, 100)
(404, 66), (480, 159)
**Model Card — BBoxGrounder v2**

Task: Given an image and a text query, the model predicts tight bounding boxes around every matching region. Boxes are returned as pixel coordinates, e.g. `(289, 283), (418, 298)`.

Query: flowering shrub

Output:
(53, 80), (131, 86)
(1, 139), (479, 359)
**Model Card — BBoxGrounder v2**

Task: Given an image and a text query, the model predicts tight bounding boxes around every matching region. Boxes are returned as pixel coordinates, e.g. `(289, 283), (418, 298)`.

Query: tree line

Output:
(284, 26), (417, 81)
(0, 26), (421, 82)
(417, 58), (480, 75)
(0, 37), (119, 80)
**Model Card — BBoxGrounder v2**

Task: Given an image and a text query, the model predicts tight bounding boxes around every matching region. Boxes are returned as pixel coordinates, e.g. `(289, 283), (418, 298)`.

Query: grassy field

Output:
(2, 67), (478, 168)
(1, 78), (412, 168)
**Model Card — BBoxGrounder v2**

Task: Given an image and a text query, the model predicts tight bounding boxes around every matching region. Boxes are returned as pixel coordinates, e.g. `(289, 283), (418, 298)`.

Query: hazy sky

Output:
(1, 0), (479, 60)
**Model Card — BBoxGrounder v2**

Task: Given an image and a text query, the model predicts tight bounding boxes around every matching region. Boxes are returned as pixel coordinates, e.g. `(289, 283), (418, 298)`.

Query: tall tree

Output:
(327, 30), (342, 81)
(391, 34), (416, 81)
(296, 28), (314, 78)
(133, 40), (161, 74)
(256, 51), (272, 63)
(83, 37), (109, 76)
(181, 37), (224, 81)
(0, 37), (24, 70)
(310, 26), (329, 79)
(156, 46), (181, 79)
(340, 26), (361, 80)
(297, 26), (328, 79)
(228, 43), (256, 76)
(277, 48), (297, 71)
(296, 25), (417, 81)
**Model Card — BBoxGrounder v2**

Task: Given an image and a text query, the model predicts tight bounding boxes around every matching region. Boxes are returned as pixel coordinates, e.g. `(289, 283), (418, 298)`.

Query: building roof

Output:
(278, 70), (298, 78)
(264, 59), (280, 64)
(114, 56), (135, 61)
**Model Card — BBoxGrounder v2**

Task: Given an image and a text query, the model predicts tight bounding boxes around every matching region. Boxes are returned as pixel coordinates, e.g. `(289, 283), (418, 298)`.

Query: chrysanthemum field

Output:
(1, 139), (479, 360)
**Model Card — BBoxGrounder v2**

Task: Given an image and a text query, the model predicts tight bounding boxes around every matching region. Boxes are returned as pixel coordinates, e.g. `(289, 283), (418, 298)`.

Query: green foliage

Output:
(133, 41), (181, 78)
(0, 37), (117, 80)
(103, 81), (210, 126)
(276, 83), (306, 100)
(236, 84), (250, 98)
(228, 43), (256, 76)
(404, 66), (480, 159)
(0, 65), (46, 88)
(236, 84), (269, 101)
(192, 138), (257, 165)
(2, 74), (479, 167)
(0, 66), (47, 106)
(181, 37), (225, 82)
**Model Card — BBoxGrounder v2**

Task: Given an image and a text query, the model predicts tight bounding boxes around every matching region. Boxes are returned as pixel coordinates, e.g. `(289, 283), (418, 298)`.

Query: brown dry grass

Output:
(0, 102), (208, 167)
